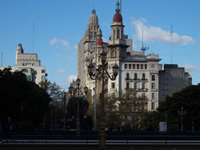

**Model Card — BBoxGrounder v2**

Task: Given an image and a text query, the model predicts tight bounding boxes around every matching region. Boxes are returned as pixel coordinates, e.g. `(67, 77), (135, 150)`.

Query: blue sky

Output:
(0, 0), (199, 90)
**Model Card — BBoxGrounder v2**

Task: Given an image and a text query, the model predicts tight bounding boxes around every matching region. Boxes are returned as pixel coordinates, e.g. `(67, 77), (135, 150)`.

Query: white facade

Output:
(107, 52), (161, 110)
(77, 2), (162, 111)
(0, 43), (47, 85)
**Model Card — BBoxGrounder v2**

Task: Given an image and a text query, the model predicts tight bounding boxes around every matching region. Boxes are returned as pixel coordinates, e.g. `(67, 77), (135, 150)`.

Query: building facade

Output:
(159, 64), (192, 101)
(0, 43), (47, 85)
(77, 2), (162, 111)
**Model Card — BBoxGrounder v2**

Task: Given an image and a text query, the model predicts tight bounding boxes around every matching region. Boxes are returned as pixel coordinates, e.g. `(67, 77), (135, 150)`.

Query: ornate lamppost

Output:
(88, 50), (119, 150)
(68, 78), (88, 135)
(178, 107), (186, 132)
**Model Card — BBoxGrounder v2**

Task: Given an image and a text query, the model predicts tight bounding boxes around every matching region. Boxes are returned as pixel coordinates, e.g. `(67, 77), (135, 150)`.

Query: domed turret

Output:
(89, 9), (98, 25)
(113, 1), (122, 23)
(84, 9), (99, 40)
(16, 43), (24, 54)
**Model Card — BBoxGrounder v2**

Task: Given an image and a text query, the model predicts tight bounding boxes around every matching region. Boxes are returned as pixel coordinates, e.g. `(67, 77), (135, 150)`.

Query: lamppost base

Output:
(77, 125), (80, 136)
(99, 124), (106, 150)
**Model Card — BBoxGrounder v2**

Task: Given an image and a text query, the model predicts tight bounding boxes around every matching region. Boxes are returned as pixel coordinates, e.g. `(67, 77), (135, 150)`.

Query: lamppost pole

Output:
(88, 50), (119, 150)
(68, 78), (88, 136)
(178, 107), (186, 132)
(77, 78), (80, 135)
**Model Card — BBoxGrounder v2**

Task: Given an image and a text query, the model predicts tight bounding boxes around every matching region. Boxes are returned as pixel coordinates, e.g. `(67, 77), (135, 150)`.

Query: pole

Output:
(94, 41), (97, 130)
(77, 85), (80, 135)
(99, 62), (105, 150)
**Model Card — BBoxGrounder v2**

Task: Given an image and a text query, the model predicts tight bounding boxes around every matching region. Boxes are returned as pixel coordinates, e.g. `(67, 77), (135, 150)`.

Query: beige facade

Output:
(0, 43), (47, 85)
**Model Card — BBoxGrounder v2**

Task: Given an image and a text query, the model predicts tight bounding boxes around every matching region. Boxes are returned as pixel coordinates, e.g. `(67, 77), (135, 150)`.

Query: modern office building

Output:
(159, 64), (192, 101)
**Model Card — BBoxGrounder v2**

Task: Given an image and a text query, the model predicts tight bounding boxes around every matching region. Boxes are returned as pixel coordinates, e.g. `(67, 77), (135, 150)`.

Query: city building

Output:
(0, 43), (47, 85)
(77, 2), (162, 111)
(159, 64), (192, 101)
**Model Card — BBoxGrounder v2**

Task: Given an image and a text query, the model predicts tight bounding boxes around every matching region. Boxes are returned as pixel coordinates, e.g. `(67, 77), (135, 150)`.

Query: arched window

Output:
(113, 30), (115, 40)
(134, 73), (137, 80)
(117, 29), (120, 39)
(126, 73), (129, 79)
(142, 73), (145, 79)
(111, 51), (116, 58)
(21, 69), (28, 73)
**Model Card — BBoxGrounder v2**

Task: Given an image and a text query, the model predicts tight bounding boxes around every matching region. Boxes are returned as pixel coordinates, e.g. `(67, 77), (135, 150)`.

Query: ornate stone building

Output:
(77, 2), (162, 111)
(78, 2), (191, 111)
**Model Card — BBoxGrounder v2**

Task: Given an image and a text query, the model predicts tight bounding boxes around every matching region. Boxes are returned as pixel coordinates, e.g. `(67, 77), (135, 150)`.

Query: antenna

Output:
(171, 25), (173, 64)
(140, 30), (149, 55)
(120, 0), (122, 14)
(1, 52), (3, 66)
(32, 21), (35, 52)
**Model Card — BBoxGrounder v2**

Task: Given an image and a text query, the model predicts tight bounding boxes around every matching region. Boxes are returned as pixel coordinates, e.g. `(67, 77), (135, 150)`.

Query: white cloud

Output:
(49, 38), (70, 49)
(56, 69), (68, 73)
(183, 64), (200, 73)
(49, 37), (57, 45)
(132, 19), (197, 45)
(67, 75), (77, 83)
(102, 37), (108, 43)
(56, 53), (73, 59)
(74, 45), (78, 49)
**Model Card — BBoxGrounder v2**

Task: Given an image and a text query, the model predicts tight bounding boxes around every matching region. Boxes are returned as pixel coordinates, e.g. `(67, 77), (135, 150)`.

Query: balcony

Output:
(125, 78), (133, 82)
(141, 78), (148, 82)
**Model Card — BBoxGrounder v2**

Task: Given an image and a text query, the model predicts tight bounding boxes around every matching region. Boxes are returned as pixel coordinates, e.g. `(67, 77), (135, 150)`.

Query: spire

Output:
(92, 8), (96, 14)
(116, 0), (120, 13)
(16, 43), (24, 54)
(113, 1), (122, 23)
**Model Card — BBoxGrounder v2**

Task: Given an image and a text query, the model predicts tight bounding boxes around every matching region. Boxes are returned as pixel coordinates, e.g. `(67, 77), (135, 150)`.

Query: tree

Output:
(90, 89), (149, 131)
(66, 96), (90, 129)
(39, 81), (66, 131)
(140, 111), (160, 131)
(0, 68), (51, 130)
(157, 84), (200, 131)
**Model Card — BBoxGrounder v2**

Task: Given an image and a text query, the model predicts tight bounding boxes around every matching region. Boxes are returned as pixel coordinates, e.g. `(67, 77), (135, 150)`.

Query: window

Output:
(42, 70), (45, 73)
(141, 64), (143, 69)
(133, 64), (135, 69)
(134, 73), (137, 80)
(112, 82), (115, 89)
(142, 93), (145, 97)
(142, 73), (145, 79)
(129, 64), (131, 69)
(145, 64), (147, 69)
(111, 51), (116, 58)
(152, 75), (155, 81)
(152, 93), (155, 99)
(117, 29), (120, 39)
(126, 73), (129, 79)
(137, 64), (139, 69)
(142, 83), (145, 89)
(113, 30), (115, 40)
(124, 64), (127, 69)
(151, 102), (155, 110)
(126, 82), (129, 89)
(134, 83), (137, 89)
(151, 83), (155, 89)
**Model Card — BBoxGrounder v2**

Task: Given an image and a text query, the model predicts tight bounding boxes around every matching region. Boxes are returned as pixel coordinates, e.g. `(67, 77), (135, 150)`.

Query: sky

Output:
(0, 0), (200, 90)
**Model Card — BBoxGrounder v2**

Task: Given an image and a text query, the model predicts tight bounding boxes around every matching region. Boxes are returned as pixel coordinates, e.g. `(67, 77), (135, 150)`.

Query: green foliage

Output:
(0, 68), (51, 128)
(67, 96), (89, 118)
(157, 84), (200, 131)
(140, 111), (160, 131)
